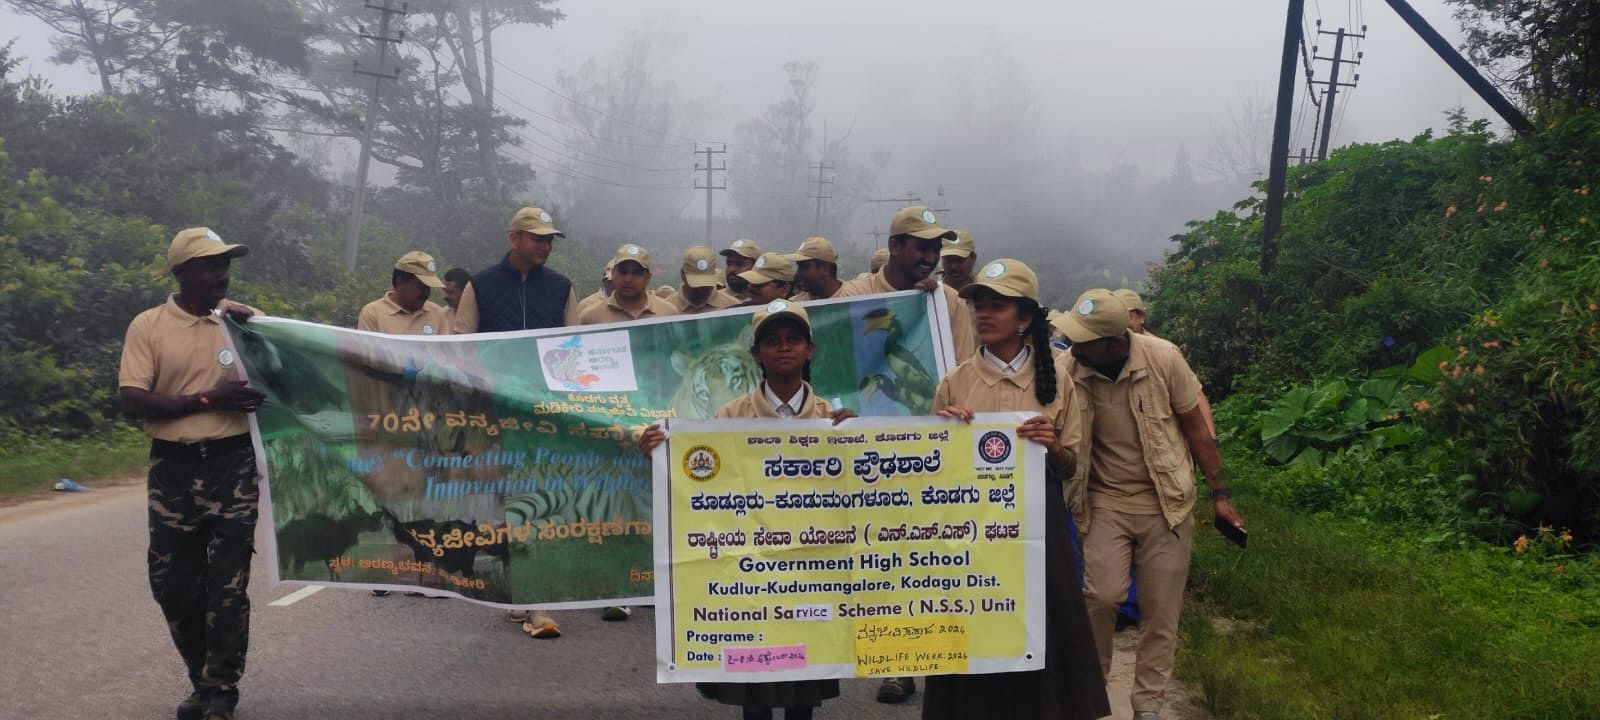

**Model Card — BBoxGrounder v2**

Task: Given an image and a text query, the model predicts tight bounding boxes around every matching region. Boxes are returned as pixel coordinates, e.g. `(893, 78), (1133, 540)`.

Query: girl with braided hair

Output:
(923, 259), (1110, 720)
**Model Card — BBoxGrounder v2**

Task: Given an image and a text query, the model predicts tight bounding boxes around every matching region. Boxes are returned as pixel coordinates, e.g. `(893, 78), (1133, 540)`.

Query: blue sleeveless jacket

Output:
(469, 254), (573, 332)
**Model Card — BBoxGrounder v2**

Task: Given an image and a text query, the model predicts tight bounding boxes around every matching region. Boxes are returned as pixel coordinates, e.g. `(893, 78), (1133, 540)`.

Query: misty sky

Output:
(4, 0), (1503, 247)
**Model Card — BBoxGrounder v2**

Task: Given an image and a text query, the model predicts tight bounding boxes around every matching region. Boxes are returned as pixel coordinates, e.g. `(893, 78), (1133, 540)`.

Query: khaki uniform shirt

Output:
(357, 292), (450, 336)
(444, 306), (458, 334)
(932, 345), (1078, 477)
(667, 288), (740, 315)
(835, 271), (977, 362)
(118, 296), (256, 443)
(576, 293), (679, 325)
(451, 282), (579, 334)
(715, 382), (833, 419)
(1062, 333), (1203, 530)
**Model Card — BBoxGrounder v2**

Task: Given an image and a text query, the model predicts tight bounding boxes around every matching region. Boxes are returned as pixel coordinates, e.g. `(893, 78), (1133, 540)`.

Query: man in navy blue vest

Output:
(452, 206), (578, 333)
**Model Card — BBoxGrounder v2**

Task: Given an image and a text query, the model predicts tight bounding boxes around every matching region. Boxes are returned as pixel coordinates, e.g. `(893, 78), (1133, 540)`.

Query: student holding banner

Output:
(924, 259), (1110, 720)
(639, 298), (854, 720)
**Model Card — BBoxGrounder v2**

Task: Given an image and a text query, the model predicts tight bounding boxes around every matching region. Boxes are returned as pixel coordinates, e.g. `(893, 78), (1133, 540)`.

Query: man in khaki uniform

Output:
(119, 227), (266, 720)
(453, 206), (579, 333)
(441, 267), (470, 334)
(720, 238), (762, 301)
(836, 206), (977, 363)
(940, 229), (979, 292)
(736, 252), (797, 306)
(577, 260), (616, 316)
(790, 236), (844, 301)
(1053, 289), (1245, 720)
(1115, 288), (1215, 435)
(357, 251), (450, 335)
(667, 246), (740, 314)
(577, 244), (678, 324)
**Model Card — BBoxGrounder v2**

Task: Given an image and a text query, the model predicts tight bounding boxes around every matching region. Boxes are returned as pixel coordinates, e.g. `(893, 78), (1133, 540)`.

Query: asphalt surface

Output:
(0, 482), (1163, 720)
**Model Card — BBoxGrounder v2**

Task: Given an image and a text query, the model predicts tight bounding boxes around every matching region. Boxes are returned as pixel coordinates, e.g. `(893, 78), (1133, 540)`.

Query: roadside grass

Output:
(1177, 452), (1600, 720)
(0, 429), (147, 500)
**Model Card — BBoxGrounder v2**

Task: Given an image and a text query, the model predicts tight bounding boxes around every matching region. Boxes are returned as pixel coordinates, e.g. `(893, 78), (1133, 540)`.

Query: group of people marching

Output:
(119, 204), (1244, 720)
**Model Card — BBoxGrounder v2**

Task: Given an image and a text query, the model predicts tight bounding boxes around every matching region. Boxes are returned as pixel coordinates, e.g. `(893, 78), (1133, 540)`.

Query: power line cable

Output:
(488, 55), (711, 145)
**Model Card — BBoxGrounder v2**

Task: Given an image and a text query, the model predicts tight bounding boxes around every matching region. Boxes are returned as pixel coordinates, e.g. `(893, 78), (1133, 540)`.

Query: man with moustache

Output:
(720, 238), (762, 302)
(789, 236), (845, 301)
(357, 251), (450, 336)
(452, 206), (578, 333)
(940, 229), (979, 292)
(577, 244), (679, 324)
(836, 206), (977, 364)
(441, 267), (471, 334)
(667, 246), (741, 315)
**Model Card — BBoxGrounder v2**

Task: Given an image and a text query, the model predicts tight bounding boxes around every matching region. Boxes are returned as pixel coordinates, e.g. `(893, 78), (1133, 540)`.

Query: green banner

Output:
(227, 291), (955, 607)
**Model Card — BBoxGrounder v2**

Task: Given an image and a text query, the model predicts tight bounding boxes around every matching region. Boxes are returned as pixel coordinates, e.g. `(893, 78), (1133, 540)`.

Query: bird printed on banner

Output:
(859, 308), (934, 414)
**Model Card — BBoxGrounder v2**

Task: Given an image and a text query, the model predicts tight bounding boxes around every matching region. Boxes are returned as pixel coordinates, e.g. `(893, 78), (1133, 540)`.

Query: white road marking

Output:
(268, 585), (324, 607)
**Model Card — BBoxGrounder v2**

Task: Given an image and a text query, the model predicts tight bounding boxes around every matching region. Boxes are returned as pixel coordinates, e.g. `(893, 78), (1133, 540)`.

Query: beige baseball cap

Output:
(889, 205), (956, 241)
(752, 298), (811, 336)
(611, 243), (652, 272)
(792, 236), (838, 265)
(869, 247), (889, 273)
(1051, 289), (1130, 344)
(738, 252), (796, 285)
(680, 246), (721, 288)
(510, 206), (564, 237)
(655, 285), (676, 298)
(942, 229), (976, 258)
(395, 251), (445, 288)
(1114, 288), (1147, 312)
(167, 227), (248, 271)
(721, 238), (762, 260)
(958, 259), (1039, 303)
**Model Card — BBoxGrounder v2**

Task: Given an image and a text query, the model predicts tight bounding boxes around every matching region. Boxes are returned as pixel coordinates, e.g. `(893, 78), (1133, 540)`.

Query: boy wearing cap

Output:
(790, 236), (844, 301)
(1052, 289), (1245, 720)
(358, 252), (450, 336)
(836, 206), (977, 364)
(668, 246), (740, 314)
(453, 206), (579, 333)
(720, 238), (762, 301)
(577, 244), (678, 325)
(940, 230), (979, 292)
(119, 227), (265, 720)
(737, 252), (797, 306)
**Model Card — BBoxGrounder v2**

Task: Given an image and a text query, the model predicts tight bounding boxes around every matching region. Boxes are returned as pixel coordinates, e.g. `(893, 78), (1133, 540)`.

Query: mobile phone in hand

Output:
(1213, 515), (1247, 549)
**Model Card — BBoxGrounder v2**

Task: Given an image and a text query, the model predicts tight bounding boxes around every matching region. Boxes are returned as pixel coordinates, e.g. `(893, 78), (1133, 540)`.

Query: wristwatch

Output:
(1210, 486), (1232, 500)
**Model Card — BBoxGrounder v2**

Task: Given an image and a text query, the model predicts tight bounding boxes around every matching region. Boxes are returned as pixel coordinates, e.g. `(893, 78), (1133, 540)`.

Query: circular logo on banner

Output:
(684, 445), (721, 481)
(696, 259), (709, 271)
(1077, 299), (1096, 316)
(422, 325), (435, 335)
(425, 260), (437, 272)
(921, 210), (937, 224)
(216, 349), (235, 368)
(983, 262), (1006, 279)
(978, 430), (1013, 464)
(538, 211), (552, 224)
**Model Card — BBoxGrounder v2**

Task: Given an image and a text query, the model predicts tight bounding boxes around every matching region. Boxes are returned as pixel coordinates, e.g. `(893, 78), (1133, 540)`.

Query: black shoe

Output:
(202, 693), (237, 720)
(875, 677), (916, 703)
(176, 693), (205, 720)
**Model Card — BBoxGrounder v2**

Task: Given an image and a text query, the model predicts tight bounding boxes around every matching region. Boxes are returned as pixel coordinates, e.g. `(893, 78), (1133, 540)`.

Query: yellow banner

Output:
(652, 413), (1045, 683)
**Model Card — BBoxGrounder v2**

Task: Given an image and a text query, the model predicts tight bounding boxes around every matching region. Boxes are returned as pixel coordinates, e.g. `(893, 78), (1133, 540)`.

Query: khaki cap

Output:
(1051, 289), (1130, 344)
(792, 236), (838, 264)
(721, 238), (762, 260)
(655, 285), (676, 298)
(510, 206), (564, 237)
(752, 298), (811, 336)
(611, 243), (652, 272)
(738, 252), (796, 285)
(889, 205), (956, 241)
(869, 248), (889, 273)
(167, 227), (248, 271)
(958, 259), (1039, 303)
(942, 229), (976, 258)
(681, 246), (721, 288)
(602, 257), (617, 281)
(395, 251), (445, 288)
(1114, 288), (1147, 312)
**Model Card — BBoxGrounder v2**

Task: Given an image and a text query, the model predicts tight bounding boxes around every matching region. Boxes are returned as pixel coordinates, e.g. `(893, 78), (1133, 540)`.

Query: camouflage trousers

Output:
(147, 441), (260, 707)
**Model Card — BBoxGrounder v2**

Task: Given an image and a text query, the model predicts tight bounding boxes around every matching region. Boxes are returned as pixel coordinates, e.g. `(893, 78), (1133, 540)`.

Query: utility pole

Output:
(1312, 22), (1365, 159)
(1261, 0), (1305, 278)
(343, 0), (406, 272)
(1383, 0), (1533, 135)
(809, 160), (834, 234)
(1291, 148), (1315, 165)
(694, 144), (727, 246)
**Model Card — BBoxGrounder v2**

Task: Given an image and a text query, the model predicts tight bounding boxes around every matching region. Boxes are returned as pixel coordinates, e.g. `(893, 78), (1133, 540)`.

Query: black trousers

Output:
(146, 440), (259, 706)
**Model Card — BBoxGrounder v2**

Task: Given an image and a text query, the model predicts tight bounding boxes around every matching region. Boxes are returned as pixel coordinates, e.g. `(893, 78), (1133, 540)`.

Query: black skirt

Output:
(696, 680), (841, 708)
(922, 471), (1111, 720)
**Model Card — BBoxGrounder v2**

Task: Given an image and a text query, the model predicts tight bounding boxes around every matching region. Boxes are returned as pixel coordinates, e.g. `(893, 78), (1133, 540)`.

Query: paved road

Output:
(0, 483), (1166, 720)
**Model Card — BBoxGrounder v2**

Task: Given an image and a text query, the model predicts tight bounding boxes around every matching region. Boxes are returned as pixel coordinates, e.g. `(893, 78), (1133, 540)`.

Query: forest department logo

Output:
(216, 348), (235, 368)
(983, 262), (1006, 279)
(921, 210), (937, 224)
(538, 210), (553, 223)
(684, 445), (721, 481)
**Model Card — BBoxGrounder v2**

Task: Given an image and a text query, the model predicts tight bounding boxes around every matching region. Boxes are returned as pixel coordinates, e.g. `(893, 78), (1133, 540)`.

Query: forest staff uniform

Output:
(834, 208), (978, 363)
(1055, 289), (1206, 717)
(576, 245), (679, 325)
(788, 235), (842, 301)
(667, 246), (740, 314)
(118, 227), (261, 720)
(357, 252), (450, 335)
